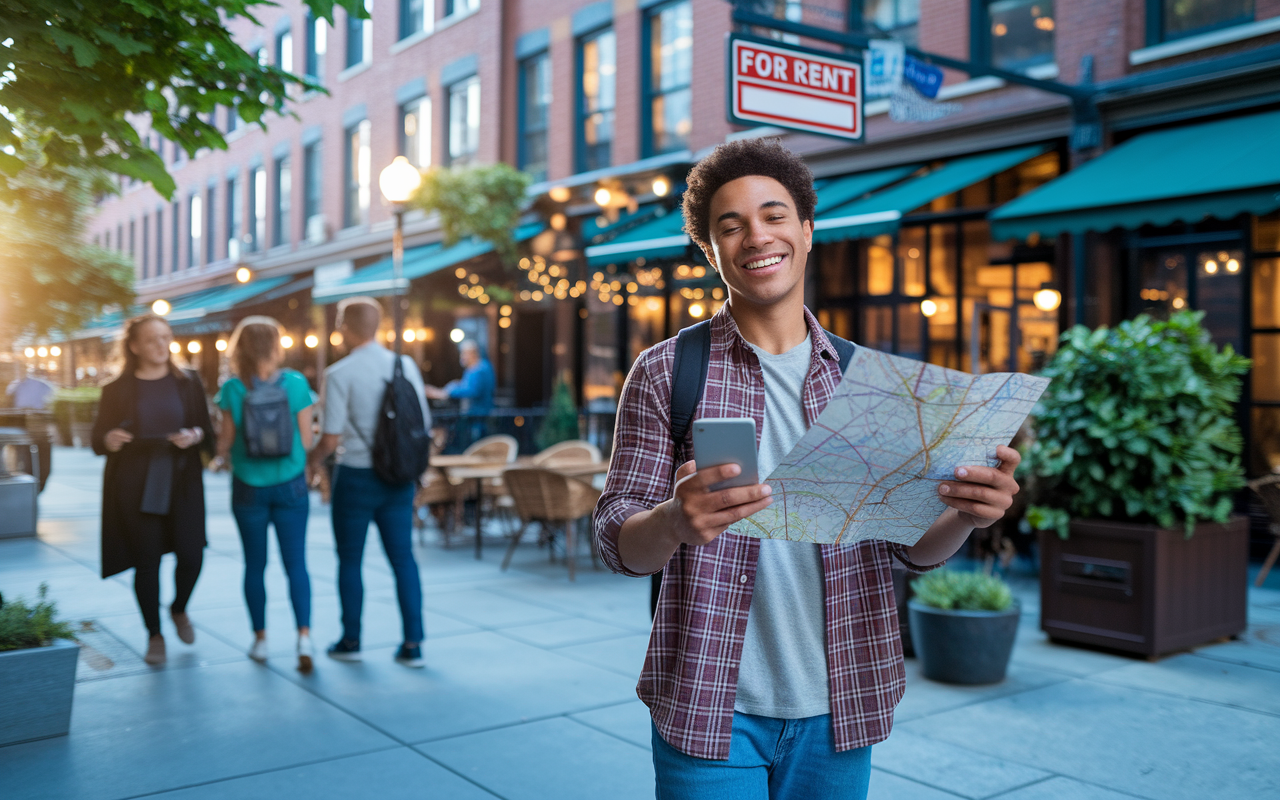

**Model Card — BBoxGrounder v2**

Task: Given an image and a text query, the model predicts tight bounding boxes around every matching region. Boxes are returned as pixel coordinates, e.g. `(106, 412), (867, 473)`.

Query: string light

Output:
(50, 346), (61, 357)
(280, 335), (294, 349)
(304, 334), (319, 348)
(169, 342), (181, 354)
(216, 339), (228, 351)
(187, 341), (201, 354)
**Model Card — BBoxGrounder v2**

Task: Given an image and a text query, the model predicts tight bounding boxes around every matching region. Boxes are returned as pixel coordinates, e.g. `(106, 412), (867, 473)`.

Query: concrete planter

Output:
(1039, 516), (1249, 658)
(0, 637), (79, 746)
(908, 600), (1020, 685)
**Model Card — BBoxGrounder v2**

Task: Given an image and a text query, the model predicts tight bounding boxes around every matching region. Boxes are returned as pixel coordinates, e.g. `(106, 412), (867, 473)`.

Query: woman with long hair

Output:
(91, 314), (215, 666)
(212, 316), (316, 671)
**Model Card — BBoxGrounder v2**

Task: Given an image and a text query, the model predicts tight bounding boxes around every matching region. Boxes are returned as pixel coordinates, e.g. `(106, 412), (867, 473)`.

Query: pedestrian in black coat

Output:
(91, 314), (215, 666)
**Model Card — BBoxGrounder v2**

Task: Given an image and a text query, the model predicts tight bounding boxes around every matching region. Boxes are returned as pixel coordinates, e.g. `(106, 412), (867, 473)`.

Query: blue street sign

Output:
(904, 57), (944, 99)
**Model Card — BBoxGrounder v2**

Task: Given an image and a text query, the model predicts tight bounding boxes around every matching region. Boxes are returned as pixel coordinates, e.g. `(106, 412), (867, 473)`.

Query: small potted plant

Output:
(0, 583), (80, 746)
(908, 570), (1019, 685)
(1022, 310), (1251, 657)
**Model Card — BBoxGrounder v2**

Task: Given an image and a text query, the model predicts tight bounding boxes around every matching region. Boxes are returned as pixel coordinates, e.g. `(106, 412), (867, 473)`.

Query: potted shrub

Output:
(908, 570), (1019, 684)
(1023, 311), (1251, 657)
(52, 386), (100, 447)
(0, 583), (80, 746)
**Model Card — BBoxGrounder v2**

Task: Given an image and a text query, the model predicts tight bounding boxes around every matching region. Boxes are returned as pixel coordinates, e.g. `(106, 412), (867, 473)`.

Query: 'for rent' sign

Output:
(727, 35), (864, 141)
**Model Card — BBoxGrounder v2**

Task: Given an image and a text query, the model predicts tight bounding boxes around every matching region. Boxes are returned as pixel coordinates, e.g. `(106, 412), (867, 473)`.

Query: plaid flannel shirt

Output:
(594, 306), (940, 760)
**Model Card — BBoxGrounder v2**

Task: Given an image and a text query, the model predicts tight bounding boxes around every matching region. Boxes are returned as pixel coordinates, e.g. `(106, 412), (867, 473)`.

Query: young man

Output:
(594, 139), (1021, 798)
(306, 298), (430, 668)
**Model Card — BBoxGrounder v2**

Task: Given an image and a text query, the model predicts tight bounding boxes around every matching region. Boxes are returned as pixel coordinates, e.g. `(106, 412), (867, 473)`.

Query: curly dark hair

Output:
(681, 138), (817, 255)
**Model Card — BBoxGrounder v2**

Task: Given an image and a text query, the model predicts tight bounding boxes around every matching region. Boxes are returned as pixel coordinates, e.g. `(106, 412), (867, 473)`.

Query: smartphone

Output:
(691, 418), (760, 492)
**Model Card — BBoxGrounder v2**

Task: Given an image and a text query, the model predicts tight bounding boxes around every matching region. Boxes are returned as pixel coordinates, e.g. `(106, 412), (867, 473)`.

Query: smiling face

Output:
(128, 319), (174, 368)
(703, 175), (813, 312)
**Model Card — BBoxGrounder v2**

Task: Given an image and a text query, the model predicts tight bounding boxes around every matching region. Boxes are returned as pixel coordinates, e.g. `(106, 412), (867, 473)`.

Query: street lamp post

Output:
(378, 156), (423, 354)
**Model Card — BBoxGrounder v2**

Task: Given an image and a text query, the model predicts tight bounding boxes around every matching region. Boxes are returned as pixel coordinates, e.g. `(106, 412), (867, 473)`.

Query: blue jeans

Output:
(651, 713), (871, 800)
(231, 475), (311, 632)
(331, 466), (424, 644)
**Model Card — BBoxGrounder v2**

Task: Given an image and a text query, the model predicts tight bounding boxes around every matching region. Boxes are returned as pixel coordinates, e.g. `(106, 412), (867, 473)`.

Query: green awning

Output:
(813, 165), (921, 215)
(164, 276), (292, 323)
(813, 145), (1051, 243)
(990, 110), (1280, 241)
(312, 223), (544, 304)
(584, 209), (688, 267)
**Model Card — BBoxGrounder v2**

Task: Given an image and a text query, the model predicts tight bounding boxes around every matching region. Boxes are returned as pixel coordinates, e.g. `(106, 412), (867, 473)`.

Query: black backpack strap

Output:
(824, 329), (856, 374)
(669, 320), (712, 446)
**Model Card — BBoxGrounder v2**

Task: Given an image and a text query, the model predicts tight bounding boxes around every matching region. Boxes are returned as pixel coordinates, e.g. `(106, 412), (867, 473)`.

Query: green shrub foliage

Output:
(912, 570), (1014, 612)
(1023, 311), (1250, 538)
(0, 583), (77, 652)
(536, 373), (580, 451)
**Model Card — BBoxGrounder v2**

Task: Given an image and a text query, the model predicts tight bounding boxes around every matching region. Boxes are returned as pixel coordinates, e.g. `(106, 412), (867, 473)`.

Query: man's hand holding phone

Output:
(665, 460), (773, 546)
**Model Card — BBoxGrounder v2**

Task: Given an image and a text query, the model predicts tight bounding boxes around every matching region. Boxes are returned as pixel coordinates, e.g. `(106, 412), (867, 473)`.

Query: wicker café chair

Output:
(531, 440), (602, 466)
(1249, 475), (1280, 587)
(501, 468), (601, 580)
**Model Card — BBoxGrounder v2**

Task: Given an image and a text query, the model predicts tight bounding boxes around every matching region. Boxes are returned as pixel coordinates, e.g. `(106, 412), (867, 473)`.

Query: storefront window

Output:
(1138, 245), (1244, 351)
(898, 227), (926, 296)
(1255, 259), (1280, 329)
(862, 236), (894, 295)
(987, 0), (1055, 74)
(1159, 0), (1253, 43)
(1256, 211), (1280, 253)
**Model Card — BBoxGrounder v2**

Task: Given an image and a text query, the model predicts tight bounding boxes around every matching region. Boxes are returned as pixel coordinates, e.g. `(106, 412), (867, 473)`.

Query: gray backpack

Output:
(242, 373), (293, 459)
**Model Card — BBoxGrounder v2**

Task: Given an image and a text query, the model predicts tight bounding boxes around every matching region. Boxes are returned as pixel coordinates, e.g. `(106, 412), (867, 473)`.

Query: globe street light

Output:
(379, 156), (423, 353)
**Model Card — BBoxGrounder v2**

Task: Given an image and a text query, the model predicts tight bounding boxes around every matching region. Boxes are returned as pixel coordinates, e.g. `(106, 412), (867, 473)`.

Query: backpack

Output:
(241, 372), (294, 459)
(369, 355), (431, 486)
(650, 320), (857, 617)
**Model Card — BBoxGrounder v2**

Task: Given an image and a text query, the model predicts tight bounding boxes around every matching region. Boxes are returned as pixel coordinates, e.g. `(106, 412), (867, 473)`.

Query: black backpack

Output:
(650, 320), (856, 617)
(242, 372), (294, 459)
(369, 355), (431, 486)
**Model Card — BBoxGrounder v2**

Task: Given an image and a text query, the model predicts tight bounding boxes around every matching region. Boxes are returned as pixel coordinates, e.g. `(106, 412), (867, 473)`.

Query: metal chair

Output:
(500, 468), (601, 580)
(1249, 475), (1280, 587)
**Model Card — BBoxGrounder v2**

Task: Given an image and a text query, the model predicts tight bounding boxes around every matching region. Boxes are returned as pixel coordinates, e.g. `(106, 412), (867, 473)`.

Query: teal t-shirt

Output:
(215, 369), (314, 487)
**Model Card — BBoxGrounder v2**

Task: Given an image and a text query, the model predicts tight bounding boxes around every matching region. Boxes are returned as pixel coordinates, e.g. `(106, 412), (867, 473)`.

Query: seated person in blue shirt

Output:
(425, 339), (495, 416)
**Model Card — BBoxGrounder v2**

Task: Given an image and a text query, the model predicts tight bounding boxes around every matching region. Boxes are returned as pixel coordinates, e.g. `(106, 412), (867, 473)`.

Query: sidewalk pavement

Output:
(2, 446), (1279, 800)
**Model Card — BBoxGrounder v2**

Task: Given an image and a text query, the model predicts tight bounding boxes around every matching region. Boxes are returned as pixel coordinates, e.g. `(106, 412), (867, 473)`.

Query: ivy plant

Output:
(411, 163), (532, 262)
(1022, 311), (1250, 538)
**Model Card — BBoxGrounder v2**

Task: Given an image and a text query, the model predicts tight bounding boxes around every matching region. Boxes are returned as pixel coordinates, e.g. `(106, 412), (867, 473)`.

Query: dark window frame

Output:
(518, 50), (551, 182)
(1144, 0), (1255, 45)
(970, 0), (1057, 74)
(343, 121), (368, 227)
(206, 185), (217, 263)
(275, 25), (292, 72)
(576, 25), (616, 173)
(303, 140), (323, 230)
(304, 11), (325, 81)
(641, 0), (693, 159)
(273, 155), (292, 247)
(399, 0), (427, 40)
(188, 190), (200, 268)
(398, 94), (431, 168)
(445, 75), (480, 167)
(346, 0), (370, 68)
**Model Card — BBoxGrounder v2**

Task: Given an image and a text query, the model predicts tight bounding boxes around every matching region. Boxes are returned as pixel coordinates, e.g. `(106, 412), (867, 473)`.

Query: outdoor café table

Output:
(435, 457), (610, 560)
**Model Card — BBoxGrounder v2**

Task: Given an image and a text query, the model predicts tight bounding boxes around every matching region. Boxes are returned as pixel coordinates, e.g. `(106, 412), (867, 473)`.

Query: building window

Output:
(985, 0), (1055, 74)
(227, 174), (243, 259)
(303, 141), (323, 238)
(117, 223), (123, 253)
(154, 210), (162, 273)
(519, 53), (551, 182)
(399, 96), (432, 168)
(305, 11), (327, 81)
(446, 75), (480, 167)
(142, 215), (150, 278)
(273, 155), (292, 247)
(344, 119), (372, 227)
(248, 165), (267, 252)
(346, 0), (372, 69)
(1152, 0), (1253, 43)
(399, 0), (431, 39)
(275, 26), (293, 73)
(171, 201), (180, 269)
(579, 28), (615, 173)
(444, 0), (479, 18)
(188, 192), (202, 268)
(645, 1), (692, 157)
(863, 0), (920, 47)
(225, 104), (240, 134)
(205, 185), (217, 263)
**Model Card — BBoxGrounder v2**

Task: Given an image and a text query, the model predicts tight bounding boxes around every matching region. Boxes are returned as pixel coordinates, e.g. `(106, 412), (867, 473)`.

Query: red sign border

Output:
(726, 34), (865, 142)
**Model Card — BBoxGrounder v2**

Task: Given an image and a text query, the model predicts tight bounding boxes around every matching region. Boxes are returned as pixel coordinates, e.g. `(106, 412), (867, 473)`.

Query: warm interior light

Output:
(50, 346), (61, 357)
(450, 328), (465, 343)
(920, 299), (939, 317)
(280, 335), (294, 349)
(23, 347), (35, 358)
(594, 187), (612, 206)
(1172, 297), (1186, 309)
(330, 331), (344, 347)
(187, 341), (201, 354)
(151, 299), (171, 316)
(378, 155), (423, 204)
(548, 186), (572, 203)
(304, 334), (319, 348)
(498, 317), (511, 329)
(550, 213), (567, 231)
(404, 329), (416, 342)
(235, 267), (252, 283)
(215, 339), (228, 351)
(689, 302), (705, 318)
(1033, 288), (1062, 312)
(1204, 260), (1218, 274)
(652, 176), (670, 196)
(499, 305), (512, 316)
(1226, 259), (1240, 273)
(36, 346), (48, 358)
(169, 342), (181, 354)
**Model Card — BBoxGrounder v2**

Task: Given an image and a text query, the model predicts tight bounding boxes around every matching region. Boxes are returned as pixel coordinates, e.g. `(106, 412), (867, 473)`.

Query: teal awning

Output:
(164, 276), (292, 323)
(312, 223), (544, 304)
(585, 209), (688, 267)
(990, 110), (1280, 240)
(812, 164), (921, 215)
(813, 145), (1051, 243)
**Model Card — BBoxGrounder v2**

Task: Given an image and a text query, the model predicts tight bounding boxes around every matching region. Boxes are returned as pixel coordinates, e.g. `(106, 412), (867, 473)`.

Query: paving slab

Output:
(421, 587), (575, 629)
(0, 660), (395, 800)
(1192, 622), (1280, 672)
(898, 679), (1280, 800)
(872, 729), (1050, 799)
(991, 776), (1149, 800)
(498, 617), (637, 648)
(867, 769), (966, 800)
(1008, 628), (1135, 678)
(554, 632), (650, 677)
(90, 609), (247, 672)
(417, 716), (653, 800)
(271, 631), (637, 744)
(145, 746), (498, 800)
(893, 659), (1069, 723)
(1091, 652), (1280, 715)
(570, 699), (653, 750)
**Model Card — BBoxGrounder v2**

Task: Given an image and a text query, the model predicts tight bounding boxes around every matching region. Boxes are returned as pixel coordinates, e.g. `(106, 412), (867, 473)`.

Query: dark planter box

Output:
(908, 600), (1020, 684)
(1038, 517), (1249, 658)
(0, 638), (80, 746)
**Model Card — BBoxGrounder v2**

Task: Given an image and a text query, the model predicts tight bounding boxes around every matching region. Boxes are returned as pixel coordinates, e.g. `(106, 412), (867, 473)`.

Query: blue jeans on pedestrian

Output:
(651, 712), (872, 800)
(330, 465), (424, 644)
(231, 474), (311, 632)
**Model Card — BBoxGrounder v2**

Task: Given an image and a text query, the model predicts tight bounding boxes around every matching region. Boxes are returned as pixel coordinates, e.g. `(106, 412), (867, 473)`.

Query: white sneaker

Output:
(248, 637), (269, 663)
(297, 633), (314, 673)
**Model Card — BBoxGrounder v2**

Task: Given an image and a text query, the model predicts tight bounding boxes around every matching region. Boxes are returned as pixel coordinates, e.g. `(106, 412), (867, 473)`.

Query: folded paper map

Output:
(730, 347), (1049, 546)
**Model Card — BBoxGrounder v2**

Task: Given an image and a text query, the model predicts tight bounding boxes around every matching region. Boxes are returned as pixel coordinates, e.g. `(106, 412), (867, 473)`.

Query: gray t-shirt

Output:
(321, 341), (430, 468)
(734, 335), (830, 719)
